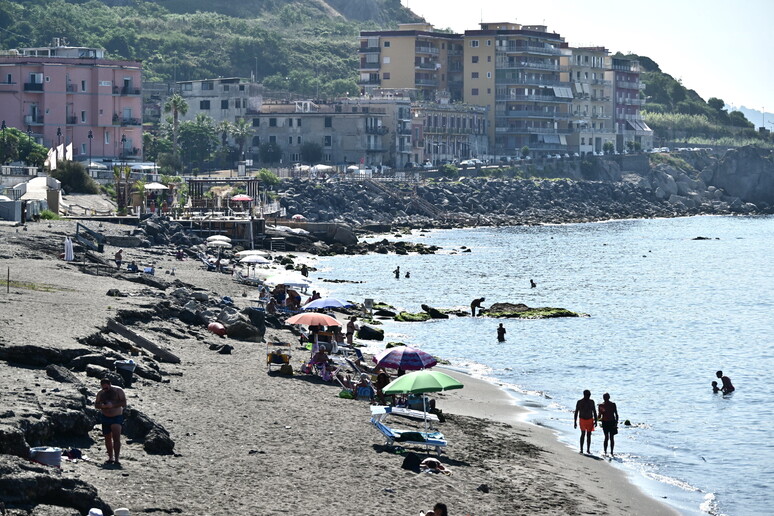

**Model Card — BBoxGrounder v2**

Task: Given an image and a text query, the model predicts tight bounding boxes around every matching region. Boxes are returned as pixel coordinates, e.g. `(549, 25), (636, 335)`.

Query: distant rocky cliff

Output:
(699, 147), (774, 205)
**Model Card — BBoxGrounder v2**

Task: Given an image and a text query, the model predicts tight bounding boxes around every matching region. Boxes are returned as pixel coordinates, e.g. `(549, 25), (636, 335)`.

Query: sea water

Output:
(313, 215), (774, 516)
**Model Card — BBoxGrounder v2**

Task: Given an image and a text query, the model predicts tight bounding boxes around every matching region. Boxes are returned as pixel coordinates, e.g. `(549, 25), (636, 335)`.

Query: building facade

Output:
(411, 101), (489, 164)
(359, 23), (463, 102)
(0, 40), (142, 162)
(177, 77), (264, 125)
(611, 57), (653, 151)
(566, 46), (616, 154)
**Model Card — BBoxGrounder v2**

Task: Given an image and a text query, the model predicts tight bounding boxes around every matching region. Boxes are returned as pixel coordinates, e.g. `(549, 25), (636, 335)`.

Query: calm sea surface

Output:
(312, 215), (773, 516)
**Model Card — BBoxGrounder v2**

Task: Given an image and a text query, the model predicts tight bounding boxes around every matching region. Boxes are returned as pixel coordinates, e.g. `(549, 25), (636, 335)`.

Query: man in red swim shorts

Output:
(574, 389), (597, 454)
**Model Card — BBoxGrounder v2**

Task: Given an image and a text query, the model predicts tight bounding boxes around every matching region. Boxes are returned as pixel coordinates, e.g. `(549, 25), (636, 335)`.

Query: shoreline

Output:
(1, 221), (680, 515)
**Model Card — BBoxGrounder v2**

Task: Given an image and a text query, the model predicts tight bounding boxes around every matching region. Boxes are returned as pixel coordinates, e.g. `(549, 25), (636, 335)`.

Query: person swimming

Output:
(716, 371), (735, 394)
(711, 381), (721, 393)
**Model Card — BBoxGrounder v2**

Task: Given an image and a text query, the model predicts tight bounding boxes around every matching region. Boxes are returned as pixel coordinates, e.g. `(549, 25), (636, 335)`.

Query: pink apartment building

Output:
(0, 41), (142, 162)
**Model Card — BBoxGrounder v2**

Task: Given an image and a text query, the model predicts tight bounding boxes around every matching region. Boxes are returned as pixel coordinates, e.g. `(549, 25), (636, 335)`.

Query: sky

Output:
(404, 0), (774, 126)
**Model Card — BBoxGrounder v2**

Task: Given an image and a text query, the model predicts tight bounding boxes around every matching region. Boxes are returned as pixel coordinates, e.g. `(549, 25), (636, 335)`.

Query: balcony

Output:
(496, 110), (573, 119)
(496, 77), (569, 87)
(365, 146), (385, 153)
(366, 125), (389, 135)
(415, 45), (439, 55)
(415, 78), (438, 87)
(358, 79), (381, 86)
(66, 84), (76, 93)
(121, 86), (141, 95)
(500, 44), (562, 56)
(66, 116), (78, 124)
(358, 46), (381, 53)
(495, 59), (563, 72)
(24, 115), (44, 125)
(24, 82), (44, 92)
(415, 61), (438, 70)
(620, 97), (645, 106)
(360, 60), (380, 70)
(496, 94), (570, 103)
(615, 80), (644, 90)
(121, 117), (142, 126)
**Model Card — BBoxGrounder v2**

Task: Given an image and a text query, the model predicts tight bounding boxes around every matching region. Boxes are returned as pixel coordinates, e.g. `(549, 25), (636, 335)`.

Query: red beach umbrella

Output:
(286, 312), (341, 327)
(231, 194), (253, 202)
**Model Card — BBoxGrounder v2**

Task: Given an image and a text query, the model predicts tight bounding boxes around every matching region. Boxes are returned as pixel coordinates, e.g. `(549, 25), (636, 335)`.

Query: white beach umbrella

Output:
(239, 255), (271, 264)
(207, 240), (232, 249)
(206, 235), (231, 243)
(235, 250), (271, 258)
(144, 182), (169, 190)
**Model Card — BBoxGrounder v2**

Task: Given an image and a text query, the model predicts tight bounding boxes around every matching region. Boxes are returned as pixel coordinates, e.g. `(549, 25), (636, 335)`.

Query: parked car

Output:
(422, 160), (433, 169)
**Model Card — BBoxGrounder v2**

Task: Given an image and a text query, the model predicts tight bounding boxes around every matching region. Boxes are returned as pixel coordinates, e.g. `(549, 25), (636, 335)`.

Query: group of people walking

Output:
(574, 390), (619, 456)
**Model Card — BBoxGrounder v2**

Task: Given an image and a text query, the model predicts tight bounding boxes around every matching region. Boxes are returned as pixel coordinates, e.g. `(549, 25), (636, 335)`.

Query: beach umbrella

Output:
(144, 182), (168, 190)
(207, 240), (232, 249)
(383, 370), (463, 395)
(206, 235), (231, 242)
(291, 214), (306, 221)
(265, 272), (312, 289)
(303, 297), (352, 310)
(235, 250), (270, 258)
(373, 346), (437, 371)
(239, 255), (271, 264)
(231, 194), (253, 202)
(383, 370), (463, 435)
(346, 165), (360, 171)
(286, 312), (341, 327)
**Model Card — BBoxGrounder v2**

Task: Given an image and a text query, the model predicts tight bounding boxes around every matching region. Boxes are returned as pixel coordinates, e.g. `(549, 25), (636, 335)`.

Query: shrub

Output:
(39, 209), (60, 220)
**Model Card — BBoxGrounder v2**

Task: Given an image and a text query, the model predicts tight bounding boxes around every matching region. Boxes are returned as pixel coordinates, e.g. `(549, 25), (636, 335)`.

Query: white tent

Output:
(144, 182), (168, 190)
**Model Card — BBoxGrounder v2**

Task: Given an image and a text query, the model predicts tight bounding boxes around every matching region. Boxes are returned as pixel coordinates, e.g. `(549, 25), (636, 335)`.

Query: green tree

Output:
(603, 142), (614, 154)
(258, 141), (282, 164)
(0, 129), (19, 165)
(707, 97), (725, 111)
(520, 146), (530, 159)
(52, 161), (100, 194)
(729, 111), (753, 128)
(215, 120), (233, 149)
(230, 118), (252, 159)
(179, 115), (218, 172)
(257, 168), (280, 187)
(163, 93), (188, 164)
(300, 142), (322, 163)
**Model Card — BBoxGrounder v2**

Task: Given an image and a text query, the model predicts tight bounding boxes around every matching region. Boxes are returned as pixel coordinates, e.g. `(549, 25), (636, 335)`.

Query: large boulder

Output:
(421, 304), (449, 319)
(0, 455), (111, 515)
(356, 325), (384, 341)
(123, 408), (174, 455)
(700, 146), (774, 205)
(226, 321), (264, 342)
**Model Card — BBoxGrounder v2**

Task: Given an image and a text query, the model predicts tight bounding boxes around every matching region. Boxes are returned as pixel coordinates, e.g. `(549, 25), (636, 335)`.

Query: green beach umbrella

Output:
(383, 370), (464, 395)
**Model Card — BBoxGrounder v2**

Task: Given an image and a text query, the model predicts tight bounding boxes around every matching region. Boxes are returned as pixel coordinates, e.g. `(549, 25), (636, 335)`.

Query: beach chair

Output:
(266, 342), (292, 371)
(370, 405), (439, 424)
(370, 409), (447, 454)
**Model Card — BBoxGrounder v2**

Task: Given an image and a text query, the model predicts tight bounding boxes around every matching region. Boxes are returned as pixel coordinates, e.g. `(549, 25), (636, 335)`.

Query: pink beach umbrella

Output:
(231, 194), (253, 202)
(373, 346), (437, 371)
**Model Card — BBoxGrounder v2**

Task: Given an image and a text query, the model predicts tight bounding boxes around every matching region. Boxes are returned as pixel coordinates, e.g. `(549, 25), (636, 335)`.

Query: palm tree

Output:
(163, 93), (188, 163)
(230, 118), (252, 160)
(216, 120), (233, 149)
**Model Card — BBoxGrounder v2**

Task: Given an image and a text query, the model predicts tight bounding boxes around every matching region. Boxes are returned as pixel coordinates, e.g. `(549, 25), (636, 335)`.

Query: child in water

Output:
(711, 381), (720, 393)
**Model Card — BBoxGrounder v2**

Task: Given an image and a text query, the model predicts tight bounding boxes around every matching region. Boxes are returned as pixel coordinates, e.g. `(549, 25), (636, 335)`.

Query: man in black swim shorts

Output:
(95, 378), (127, 465)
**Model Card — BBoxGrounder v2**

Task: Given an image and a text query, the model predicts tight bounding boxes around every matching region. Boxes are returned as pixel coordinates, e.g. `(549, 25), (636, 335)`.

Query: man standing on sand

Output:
(114, 249), (123, 269)
(346, 316), (357, 345)
(598, 393), (619, 456)
(574, 389), (597, 454)
(716, 370), (735, 394)
(95, 378), (127, 465)
(497, 323), (506, 342)
(470, 297), (485, 317)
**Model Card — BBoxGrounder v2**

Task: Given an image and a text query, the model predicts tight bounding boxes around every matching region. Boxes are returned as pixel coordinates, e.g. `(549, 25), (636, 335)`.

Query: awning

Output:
(572, 82), (582, 95)
(552, 86), (573, 99)
(582, 83), (591, 95)
(627, 119), (651, 132)
(542, 135), (561, 144)
(559, 135), (567, 145)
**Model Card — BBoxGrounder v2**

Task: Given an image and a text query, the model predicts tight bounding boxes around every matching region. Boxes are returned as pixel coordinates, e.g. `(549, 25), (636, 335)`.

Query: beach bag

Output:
(279, 364), (293, 376)
(401, 452), (421, 472)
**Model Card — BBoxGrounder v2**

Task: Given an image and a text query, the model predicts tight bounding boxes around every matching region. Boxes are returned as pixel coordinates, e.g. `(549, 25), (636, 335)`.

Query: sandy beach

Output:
(0, 220), (678, 515)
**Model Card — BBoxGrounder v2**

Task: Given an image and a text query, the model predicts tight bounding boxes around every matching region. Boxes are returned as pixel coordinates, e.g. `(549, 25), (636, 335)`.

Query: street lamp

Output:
(87, 130), (93, 176)
(1, 120), (6, 165)
(56, 127), (62, 164)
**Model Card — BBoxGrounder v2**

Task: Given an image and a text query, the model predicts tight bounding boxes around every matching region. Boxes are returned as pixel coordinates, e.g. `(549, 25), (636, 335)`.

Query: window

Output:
(4, 73), (11, 84)
(269, 135), (276, 143)
(487, 88), (491, 94)
(200, 100), (210, 109)
(383, 56), (391, 64)
(383, 72), (390, 80)
(291, 153), (300, 162)
(252, 118), (260, 127)
(487, 55), (491, 62)
(235, 99), (242, 108)
(471, 72), (479, 79)
(223, 85), (230, 92)
(471, 88), (479, 96)
(252, 136), (260, 146)
(269, 118), (277, 127)
(288, 136), (293, 144)
(81, 143), (86, 154)
(471, 56), (479, 63)
(104, 131), (110, 145)
(487, 72), (492, 78)
(201, 82), (214, 90)
(324, 117), (332, 128)
(239, 85), (245, 91)
(81, 80), (86, 91)
(288, 118), (293, 127)
(324, 135), (332, 146)
(470, 40), (479, 48)
(182, 83), (193, 91)
(221, 100), (229, 109)
(297, 136), (301, 144)
(297, 118), (302, 127)
(486, 40), (492, 46)
(80, 111), (86, 123)
(384, 41), (391, 47)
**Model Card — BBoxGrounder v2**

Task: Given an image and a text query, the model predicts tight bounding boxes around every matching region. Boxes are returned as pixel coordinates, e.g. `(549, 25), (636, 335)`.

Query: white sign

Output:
(99, 81), (112, 87)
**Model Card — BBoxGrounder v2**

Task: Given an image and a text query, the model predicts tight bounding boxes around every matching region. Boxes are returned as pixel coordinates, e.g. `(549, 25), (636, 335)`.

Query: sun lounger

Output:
(370, 412), (446, 454)
(370, 405), (439, 423)
(266, 342), (292, 371)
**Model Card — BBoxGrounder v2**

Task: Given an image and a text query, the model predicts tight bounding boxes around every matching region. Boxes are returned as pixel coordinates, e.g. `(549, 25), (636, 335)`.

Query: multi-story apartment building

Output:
(411, 102), (489, 164)
(611, 57), (653, 151)
(0, 39), (142, 161)
(359, 22), (653, 157)
(177, 77), (264, 127)
(566, 46), (616, 154)
(359, 23), (464, 102)
(244, 98), (408, 168)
